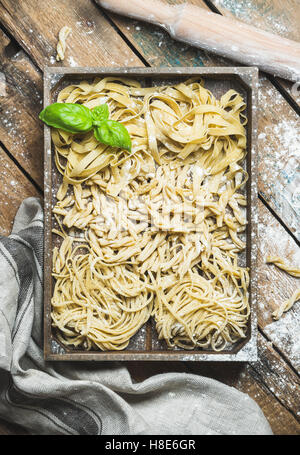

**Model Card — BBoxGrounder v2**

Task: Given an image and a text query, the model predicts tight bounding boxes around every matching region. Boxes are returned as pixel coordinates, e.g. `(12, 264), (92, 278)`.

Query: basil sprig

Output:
(39, 102), (131, 152)
(91, 103), (109, 125)
(94, 120), (131, 152)
(39, 103), (93, 134)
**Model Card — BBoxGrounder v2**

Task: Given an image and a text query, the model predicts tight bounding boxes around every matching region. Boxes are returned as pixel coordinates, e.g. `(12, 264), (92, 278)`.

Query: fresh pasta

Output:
(56, 26), (72, 61)
(265, 255), (300, 319)
(266, 256), (300, 278)
(51, 76), (250, 351)
(272, 288), (300, 320)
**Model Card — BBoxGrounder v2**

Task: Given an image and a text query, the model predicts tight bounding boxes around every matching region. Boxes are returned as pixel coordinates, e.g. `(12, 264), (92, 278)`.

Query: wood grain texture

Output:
(257, 76), (300, 240)
(209, 0), (300, 41)
(0, 0), (141, 231)
(208, 0), (300, 106)
(1, 0), (298, 237)
(191, 332), (300, 434)
(0, 0), (198, 434)
(0, 0), (298, 435)
(103, 0), (300, 239)
(257, 198), (300, 373)
(0, 146), (40, 235)
(96, 0), (300, 81)
(0, 29), (43, 187)
(276, 77), (300, 107)
(0, 0), (142, 70)
(129, 333), (300, 434)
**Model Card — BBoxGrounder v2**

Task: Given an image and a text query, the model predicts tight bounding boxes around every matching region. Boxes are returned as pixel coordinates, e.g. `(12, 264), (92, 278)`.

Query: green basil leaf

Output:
(39, 103), (93, 134)
(94, 120), (131, 152)
(92, 104), (109, 126)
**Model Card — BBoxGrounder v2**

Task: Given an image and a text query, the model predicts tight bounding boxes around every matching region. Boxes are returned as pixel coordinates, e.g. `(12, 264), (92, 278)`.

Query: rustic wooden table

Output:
(0, 0), (299, 435)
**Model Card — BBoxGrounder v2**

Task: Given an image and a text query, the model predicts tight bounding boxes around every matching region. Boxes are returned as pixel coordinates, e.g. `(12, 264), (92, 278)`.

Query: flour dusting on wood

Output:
(257, 202), (300, 370)
(258, 81), (300, 239)
(264, 310), (300, 372)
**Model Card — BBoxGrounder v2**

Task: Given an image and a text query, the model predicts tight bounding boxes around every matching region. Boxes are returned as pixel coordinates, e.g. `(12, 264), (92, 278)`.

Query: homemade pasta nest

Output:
(51, 76), (250, 352)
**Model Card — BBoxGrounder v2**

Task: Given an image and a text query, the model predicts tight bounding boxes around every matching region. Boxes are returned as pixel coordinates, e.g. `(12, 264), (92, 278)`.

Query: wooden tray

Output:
(43, 66), (258, 361)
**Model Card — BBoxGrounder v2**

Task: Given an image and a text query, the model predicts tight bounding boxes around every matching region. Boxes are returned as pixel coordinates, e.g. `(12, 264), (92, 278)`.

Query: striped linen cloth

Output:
(0, 198), (272, 435)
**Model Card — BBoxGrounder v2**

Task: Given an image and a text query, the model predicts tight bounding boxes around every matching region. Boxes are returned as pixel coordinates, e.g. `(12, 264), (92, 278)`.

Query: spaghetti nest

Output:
(51, 76), (250, 352)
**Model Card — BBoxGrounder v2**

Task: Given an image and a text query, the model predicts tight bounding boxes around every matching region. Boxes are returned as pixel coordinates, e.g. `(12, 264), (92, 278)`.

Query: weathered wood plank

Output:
(209, 0), (300, 40)
(0, 0), (298, 436)
(132, 333), (300, 434)
(257, 76), (300, 240)
(0, 29), (43, 187)
(208, 0), (300, 106)
(103, 0), (300, 240)
(0, 4), (197, 430)
(188, 332), (300, 434)
(1, 0), (299, 238)
(257, 198), (300, 373)
(276, 78), (300, 107)
(131, 201), (300, 434)
(1, 1), (298, 238)
(97, 0), (300, 81)
(1, 0), (298, 351)
(103, 1), (228, 68)
(0, 0), (142, 192)
(249, 333), (300, 423)
(0, 146), (40, 235)
(128, 191), (300, 433)
(0, 0), (142, 70)
(129, 205), (300, 434)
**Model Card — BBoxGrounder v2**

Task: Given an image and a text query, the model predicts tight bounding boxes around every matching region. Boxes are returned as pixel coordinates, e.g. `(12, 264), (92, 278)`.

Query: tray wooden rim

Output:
(43, 66), (259, 361)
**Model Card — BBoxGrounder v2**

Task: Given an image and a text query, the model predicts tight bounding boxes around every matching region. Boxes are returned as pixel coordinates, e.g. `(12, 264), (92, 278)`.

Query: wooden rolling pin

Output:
(96, 0), (300, 81)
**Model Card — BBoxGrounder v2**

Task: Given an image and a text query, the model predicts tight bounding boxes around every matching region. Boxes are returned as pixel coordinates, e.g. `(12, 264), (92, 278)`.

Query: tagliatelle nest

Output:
(51, 76), (250, 351)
